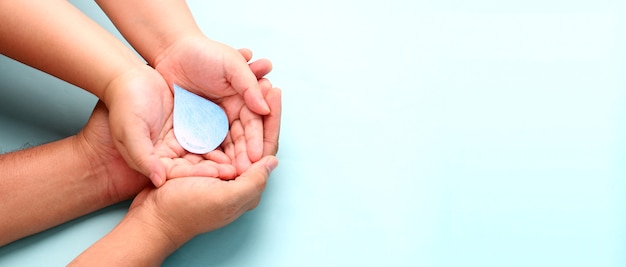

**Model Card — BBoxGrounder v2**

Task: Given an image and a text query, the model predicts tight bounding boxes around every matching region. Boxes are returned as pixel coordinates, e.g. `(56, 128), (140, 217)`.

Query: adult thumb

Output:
(232, 156), (278, 201)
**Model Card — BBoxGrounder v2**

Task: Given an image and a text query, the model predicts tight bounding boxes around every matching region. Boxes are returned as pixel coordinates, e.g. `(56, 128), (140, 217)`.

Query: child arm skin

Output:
(96, 0), (275, 173)
(0, 0), (144, 103)
(0, 84), (280, 248)
(95, 0), (270, 114)
(0, 0), (248, 186)
(0, 85), (279, 249)
(0, 0), (172, 186)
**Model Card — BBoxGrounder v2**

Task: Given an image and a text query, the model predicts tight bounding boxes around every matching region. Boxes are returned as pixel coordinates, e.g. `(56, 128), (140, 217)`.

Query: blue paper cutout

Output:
(173, 84), (229, 154)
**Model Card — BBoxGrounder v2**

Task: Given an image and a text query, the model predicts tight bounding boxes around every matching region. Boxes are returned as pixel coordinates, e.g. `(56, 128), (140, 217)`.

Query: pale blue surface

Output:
(0, 0), (625, 266)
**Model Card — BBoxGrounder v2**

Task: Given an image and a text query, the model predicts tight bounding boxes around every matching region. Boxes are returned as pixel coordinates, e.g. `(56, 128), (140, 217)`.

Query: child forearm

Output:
(0, 0), (145, 101)
(96, 0), (204, 66)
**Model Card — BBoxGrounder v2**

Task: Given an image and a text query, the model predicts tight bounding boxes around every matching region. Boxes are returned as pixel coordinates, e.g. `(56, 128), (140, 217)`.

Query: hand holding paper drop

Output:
(173, 84), (229, 154)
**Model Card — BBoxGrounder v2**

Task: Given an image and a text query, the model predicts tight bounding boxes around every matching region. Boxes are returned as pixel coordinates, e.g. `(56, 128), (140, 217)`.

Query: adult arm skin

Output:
(0, 81), (280, 248)
(69, 87), (281, 266)
(0, 0), (240, 186)
(0, 0), (173, 185)
(0, 134), (146, 247)
(69, 155), (278, 266)
(0, 136), (114, 246)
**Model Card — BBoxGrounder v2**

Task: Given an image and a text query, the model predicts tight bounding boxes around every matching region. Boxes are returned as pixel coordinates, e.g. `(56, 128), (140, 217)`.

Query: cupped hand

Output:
(221, 84), (282, 173)
(101, 65), (239, 187)
(75, 101), (148, 203)
(152, 36), (274, 173)
(127, 155), (278, 246)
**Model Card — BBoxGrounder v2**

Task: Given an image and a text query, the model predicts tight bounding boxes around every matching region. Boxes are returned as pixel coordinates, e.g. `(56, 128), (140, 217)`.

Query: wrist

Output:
(70, 204), (186, 266)
(100, 64), (156, 108)
(96, 0), (204, 67)
(129, 198), (194, 252)
(151, 32), (205, 68)
(74, 123), (146, 204)
(70, 135), (115, 207)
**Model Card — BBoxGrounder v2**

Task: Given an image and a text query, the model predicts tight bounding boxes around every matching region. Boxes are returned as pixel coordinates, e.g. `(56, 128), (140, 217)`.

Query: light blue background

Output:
(1, 0), (625, 266)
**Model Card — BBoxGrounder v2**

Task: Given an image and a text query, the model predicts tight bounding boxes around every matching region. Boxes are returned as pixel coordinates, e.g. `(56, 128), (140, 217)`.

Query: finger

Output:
(113, 120), (165, 187)
(229, 156), (278, 210)
(219, 97), (244, 125)
(228, 57), (270, 115)
(236, 49), (272, 79)
(231, 120), (252, 175)
(215, 163), (237, 180)
(248, 58), (273, 80)
(241, 78), (272, 161)
(238, 48), (253, 62)
(263, 87), (282, 156)
(259, 78), (273, 92)
(198, 152), (239, 179)
(203, 150), (232, 164)
(221, 130), (236, 163)
(241, 106), (263, 163)
(163, 157), (236, 180)
(166, 160), (218, 178)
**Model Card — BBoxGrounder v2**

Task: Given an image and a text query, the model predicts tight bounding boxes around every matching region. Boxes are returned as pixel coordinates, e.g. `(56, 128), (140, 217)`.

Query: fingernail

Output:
(265, 157), (278, 172)
(261, 101), (271, 114)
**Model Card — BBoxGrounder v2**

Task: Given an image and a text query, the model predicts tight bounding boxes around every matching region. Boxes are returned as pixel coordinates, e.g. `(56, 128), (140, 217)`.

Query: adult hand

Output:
(76, 100), (148, 202)
(220, 78), (282, 174)
(134, 155), (278, 242)
(100, 63), (280, 186)
(153, 36), (274, 174)
(79, 99), (234, 201)
(69, 155), (279, 266)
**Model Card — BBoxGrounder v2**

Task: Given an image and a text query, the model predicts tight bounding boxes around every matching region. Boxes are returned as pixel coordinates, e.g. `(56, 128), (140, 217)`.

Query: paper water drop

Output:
(173, 84), (229, 154)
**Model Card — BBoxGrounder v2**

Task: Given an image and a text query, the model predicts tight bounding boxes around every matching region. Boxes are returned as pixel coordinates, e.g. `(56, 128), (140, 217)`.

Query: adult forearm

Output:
(96, 0), (203, 66)
(0, 0), (145, 100)
(70, 155), (279, 265)
(0, 136), (114, 246)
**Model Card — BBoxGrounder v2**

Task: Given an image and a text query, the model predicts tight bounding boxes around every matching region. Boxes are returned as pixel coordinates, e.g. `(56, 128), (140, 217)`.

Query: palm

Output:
(154, 37), (248, 100)
(153, 37), (273, 174)
(152, 121), (238, 180)
(80, 99), (234, 200)
(105, 67), (242, 186)
(130, 177), (238, 234)
(128, 156), (274, 238)
(78, 101), (148, 202)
